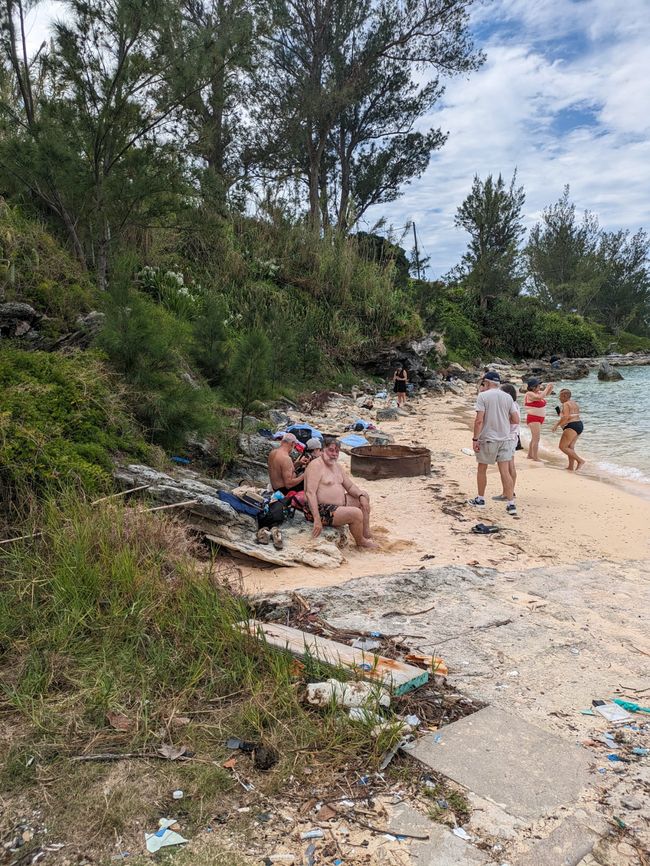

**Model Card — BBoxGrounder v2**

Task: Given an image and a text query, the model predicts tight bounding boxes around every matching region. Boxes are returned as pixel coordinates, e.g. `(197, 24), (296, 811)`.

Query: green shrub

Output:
(482, 298), (600, 358)
(98, 287), (217, 449)
(0, 348), (147, 500)
(605, 330), (650, 353)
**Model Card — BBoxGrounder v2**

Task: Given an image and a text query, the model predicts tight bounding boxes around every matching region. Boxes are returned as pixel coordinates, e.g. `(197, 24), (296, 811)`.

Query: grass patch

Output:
(0, 496), (395, 860)
(0, 347), (149, 505)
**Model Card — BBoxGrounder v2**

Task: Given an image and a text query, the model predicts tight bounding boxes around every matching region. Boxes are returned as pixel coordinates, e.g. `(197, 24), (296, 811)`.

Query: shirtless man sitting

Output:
(268, 433), (304, 494)
(303, 437), (377, 548)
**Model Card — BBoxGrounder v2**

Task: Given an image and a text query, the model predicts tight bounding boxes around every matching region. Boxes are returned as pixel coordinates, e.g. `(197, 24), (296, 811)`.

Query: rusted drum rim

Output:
(350, 444), (431, 479)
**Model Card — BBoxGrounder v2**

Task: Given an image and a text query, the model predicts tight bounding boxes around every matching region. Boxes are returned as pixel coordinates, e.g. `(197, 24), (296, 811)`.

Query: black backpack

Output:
(257, 500), (285, 529)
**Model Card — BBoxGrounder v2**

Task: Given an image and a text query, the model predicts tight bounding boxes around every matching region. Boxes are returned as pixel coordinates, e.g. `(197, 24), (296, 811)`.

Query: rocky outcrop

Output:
(597, 361), (624, 381)
(360, 331), (446, 386)
(0, 301), (42, 340)
(113, 463), (343, 568)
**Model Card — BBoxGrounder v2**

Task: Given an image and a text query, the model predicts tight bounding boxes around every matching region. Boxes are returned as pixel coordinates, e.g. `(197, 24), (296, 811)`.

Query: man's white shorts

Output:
(475, 439), (516, 465)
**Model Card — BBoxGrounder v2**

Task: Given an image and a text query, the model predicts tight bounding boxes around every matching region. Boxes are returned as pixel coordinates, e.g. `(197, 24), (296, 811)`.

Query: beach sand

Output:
(239, 392), (650, 594)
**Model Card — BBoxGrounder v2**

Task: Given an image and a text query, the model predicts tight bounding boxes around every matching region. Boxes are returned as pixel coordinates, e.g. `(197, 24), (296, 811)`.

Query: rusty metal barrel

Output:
(350, 444), (431, 480)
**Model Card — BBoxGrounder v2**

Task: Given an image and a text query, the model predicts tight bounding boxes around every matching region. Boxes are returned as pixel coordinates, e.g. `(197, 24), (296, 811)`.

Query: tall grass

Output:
(0, 495), (387, 765)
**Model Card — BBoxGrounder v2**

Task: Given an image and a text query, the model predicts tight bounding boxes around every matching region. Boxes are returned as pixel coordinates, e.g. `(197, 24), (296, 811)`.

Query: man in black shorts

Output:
(303, 438), (377, 548)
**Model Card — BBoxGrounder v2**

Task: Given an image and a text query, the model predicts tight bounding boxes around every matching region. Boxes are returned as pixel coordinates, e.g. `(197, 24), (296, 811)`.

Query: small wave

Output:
(595, 461), (650, 484)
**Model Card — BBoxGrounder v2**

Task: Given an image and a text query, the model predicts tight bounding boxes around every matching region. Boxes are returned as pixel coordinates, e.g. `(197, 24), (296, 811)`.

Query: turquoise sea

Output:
(532, 365), (650, 485)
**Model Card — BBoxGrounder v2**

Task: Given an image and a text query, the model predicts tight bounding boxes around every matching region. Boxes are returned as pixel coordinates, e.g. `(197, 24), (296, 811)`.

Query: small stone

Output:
(621, 797), (642, 810)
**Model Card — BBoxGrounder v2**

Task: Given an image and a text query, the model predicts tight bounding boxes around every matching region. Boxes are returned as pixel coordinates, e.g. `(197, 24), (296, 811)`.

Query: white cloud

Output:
(365, 0), (650, 276)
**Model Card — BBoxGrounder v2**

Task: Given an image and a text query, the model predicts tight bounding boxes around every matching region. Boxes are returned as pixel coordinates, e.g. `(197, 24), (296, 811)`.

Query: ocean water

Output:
(535, 365), (650, 485)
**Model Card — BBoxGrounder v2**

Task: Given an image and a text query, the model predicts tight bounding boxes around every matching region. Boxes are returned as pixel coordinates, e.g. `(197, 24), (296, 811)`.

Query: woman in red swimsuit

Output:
(524, 377), (554, 461)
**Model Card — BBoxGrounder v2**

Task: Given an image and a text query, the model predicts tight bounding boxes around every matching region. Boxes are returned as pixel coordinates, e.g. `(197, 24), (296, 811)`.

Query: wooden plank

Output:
(239, 619), (428, 696)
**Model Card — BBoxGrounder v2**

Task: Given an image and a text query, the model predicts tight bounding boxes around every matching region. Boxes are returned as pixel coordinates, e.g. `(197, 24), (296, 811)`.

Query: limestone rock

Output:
(0, 301), (41, 338)
(239, 432), (276, 460)
(597, 361), (624, 381)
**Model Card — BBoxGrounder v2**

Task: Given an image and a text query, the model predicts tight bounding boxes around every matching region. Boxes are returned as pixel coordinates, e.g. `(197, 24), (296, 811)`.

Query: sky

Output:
(362, 0), (650, 276)
(22, 0), (650, 279)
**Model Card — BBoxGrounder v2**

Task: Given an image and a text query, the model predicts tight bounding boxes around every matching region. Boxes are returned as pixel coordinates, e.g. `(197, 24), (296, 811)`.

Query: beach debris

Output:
(240, 620), (429, 694)
(223, 757), (238, 769)
(612, 698), (650, 714)
(306, 679), (391, 709)
(300, 829), (324, 840)
(144, 818), (188, 853)
(404, 653), (449, 679)
(172, 790), (184, 799)
(351, 638), (381, 652)
(304, 843), (317, 866)
(157, 744), (190, 761)
(262, 855), (296, 864)
(226, 736), (257, 752)
(253, 745), (279, 771)
(106, 711), (132, 732)
(471, 523), (501, 534)
(632, 747), (649, 756)
(592, 701), (634, 724)
(379, 735), (414, 770)
(348, 707), (383, 724)
(452, 827), (472, 841)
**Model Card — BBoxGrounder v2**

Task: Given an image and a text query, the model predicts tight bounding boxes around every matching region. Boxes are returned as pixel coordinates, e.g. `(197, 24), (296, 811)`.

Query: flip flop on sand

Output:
(471, 523), (501, 534)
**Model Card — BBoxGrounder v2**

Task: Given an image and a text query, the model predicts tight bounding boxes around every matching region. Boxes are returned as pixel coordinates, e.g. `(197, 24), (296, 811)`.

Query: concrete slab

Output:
(511, 813), (607, 866)
(406, 706), (592, 820)
(388, 803), (488, 866)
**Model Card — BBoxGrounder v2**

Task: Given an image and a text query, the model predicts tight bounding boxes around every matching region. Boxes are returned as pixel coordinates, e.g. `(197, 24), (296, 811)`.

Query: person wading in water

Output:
(552, 388), (585, 471)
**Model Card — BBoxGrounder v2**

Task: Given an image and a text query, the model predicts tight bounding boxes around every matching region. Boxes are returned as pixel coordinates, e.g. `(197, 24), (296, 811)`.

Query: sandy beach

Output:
(240, 391), (650, 594)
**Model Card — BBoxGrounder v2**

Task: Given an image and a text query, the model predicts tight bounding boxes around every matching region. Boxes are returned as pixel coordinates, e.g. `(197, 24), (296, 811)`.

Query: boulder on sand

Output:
(597, 361), (623, 382)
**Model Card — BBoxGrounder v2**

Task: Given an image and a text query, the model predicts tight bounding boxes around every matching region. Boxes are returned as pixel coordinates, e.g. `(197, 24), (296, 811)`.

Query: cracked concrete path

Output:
(260, 558), (650, 863)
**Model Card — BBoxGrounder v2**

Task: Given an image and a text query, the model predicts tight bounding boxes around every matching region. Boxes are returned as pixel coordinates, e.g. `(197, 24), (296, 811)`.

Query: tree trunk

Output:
(96, 217), (111, 291)
(308, 145), (321, 231)
(336, 124), (351, 230)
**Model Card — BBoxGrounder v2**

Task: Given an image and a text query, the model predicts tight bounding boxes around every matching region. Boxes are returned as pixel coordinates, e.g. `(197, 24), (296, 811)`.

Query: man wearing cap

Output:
(268, 433), (305, 494)
(470, 371), (520, 516)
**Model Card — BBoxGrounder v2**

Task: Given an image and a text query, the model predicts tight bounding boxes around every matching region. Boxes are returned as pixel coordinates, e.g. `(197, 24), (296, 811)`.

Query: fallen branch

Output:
(145, 499), (198, 513)
(435, 618), (513, 645)
(0, 531), (43, 546)
(90, 484), (150, 505)
(381, 604), (436, 618)
(71, 752), (158, 762)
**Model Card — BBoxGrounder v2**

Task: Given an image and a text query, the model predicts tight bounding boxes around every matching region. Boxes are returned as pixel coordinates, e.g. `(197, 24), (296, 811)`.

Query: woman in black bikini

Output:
(551, 388), (585, 471)
(393, 364), (408, 407)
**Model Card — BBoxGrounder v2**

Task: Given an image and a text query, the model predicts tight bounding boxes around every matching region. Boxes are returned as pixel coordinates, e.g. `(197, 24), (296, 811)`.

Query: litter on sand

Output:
(452, 827), (472, 841)
(145, 818), (188, 853)
(471, 523), (501, 535)
(592, 700), (634, 724)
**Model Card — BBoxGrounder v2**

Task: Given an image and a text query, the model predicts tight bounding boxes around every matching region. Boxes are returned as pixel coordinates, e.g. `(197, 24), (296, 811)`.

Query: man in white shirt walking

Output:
(469, 371), (520, 516)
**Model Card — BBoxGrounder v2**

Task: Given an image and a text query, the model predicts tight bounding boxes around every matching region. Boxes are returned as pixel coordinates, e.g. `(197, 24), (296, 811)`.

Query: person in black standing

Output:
(393, 363), (408, 407)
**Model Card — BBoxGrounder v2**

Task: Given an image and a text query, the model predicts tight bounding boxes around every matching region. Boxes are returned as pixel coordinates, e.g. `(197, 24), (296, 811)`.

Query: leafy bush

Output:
(482, 298), (600, 358)
(0, 348), (147, 500)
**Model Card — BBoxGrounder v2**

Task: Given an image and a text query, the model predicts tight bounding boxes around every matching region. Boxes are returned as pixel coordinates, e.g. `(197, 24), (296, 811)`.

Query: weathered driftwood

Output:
(240, 620), (429, 695)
